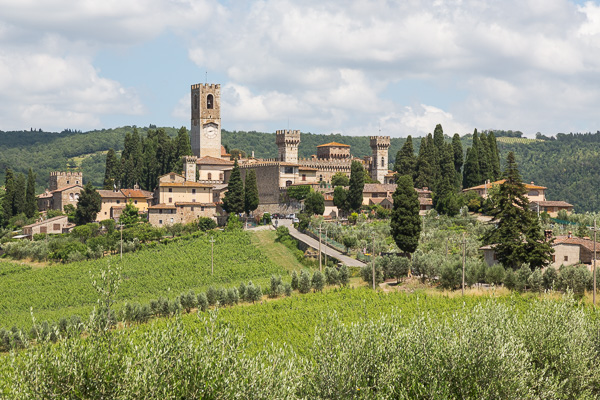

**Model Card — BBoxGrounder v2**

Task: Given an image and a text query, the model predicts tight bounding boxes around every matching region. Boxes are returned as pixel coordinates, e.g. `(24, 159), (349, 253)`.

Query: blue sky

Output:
(1, 0), (600, 137)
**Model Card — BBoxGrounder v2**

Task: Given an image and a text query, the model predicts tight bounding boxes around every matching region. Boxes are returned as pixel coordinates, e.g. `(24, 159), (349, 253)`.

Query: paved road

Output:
(275, 219), (366, 267)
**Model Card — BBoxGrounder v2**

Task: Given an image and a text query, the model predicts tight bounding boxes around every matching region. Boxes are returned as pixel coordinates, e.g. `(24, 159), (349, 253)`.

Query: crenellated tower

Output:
(275, 129), (300, 163)
(190, 83), (221, 159)
(49, 171), (83, 191)
(369, 136), (390, 184)
(183, 156), (198, 182)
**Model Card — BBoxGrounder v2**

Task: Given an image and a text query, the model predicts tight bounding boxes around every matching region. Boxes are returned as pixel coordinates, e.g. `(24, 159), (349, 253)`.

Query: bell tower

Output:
(370, 136), (390, 184)
(190, 83), (221, 158)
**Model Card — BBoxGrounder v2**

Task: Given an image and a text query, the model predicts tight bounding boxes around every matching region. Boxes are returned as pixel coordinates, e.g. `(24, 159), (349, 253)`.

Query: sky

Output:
(1, 0), (600, 138)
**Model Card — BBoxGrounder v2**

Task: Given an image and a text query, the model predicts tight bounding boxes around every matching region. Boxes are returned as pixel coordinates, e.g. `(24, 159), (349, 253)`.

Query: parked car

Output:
(292, 217), (299, 223)
(286, 213), (296, 219)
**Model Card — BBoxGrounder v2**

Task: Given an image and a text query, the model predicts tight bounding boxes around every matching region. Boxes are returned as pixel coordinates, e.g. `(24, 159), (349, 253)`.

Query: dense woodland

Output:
(2, 126), (600, 211)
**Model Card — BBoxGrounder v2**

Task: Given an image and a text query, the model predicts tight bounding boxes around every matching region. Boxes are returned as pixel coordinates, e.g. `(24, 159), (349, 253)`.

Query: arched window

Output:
(528, 190), (539, 196)
(207, 94), (214, 109)
(194, 94), (198, 110)
(319, 175), (323, 182)
(208, 173), (212, 180)
(381, 157), (385, 167)
(286, 180), (292, 187)
(69, 193), (74, 200)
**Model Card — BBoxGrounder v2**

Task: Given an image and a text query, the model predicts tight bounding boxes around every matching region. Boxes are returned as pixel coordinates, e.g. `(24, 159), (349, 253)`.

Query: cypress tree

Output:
(390, 175), (421, 254)
(130, 128), (144, 187)
(452, 133), (463, 187)
(463, 130), (481, 188)
(333, 186), (349, 215)
(223, 159), (245, 215)
(415, 137), (434, 189)
(13, 173), (26, 215)
(487, 132), (501, 180)
(347, 161), (364, 212)
(394, 135), (417, 180)
(244, 169), (259, 216)
(433, 124), (445, 156)
(433, 144), (460, 216)
(24, 168), (37, 218)
(2, 169), (15, 224)
(483, 152), (553, 269)
(74, 182), (102, 225)
(103, 149), (119, 189)
(304, 191), (325, 216)
(478, 131), (491, 183)
(174, 126), (193, 174)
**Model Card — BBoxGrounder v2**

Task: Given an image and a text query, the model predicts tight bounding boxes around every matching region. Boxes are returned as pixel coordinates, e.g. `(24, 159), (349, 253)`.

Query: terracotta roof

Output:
(159, 182), (213, 188)
(175, 202), (216, 207)
(98, 190), (126, 198)
(363, 183), (397, 193)
(23, 215), (68, 228)
(221, 145), (229, 157)
(196, 156), (234, 166)
(531, 200), (573, 207)
(299, 166), (318, 171)
(37, 192), (53, 199)
(369, 198), (390, 205)
(419, 197), (433, 206)
(50, 184), (83, 194)
(148, 204), (177, 210)
(316, 142), (351, 148)
(158, 172), (186, 180)
(554, 236), (599, 252)
(464, 179), (547, 191)
(121, 188), (154, 199)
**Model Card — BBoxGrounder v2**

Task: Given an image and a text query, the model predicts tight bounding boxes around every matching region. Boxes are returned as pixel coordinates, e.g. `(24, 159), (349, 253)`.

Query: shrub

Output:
(206, 286), (217, 306)
(298, 270), (312, 294)
(312, 271), (325, 292)
(238, 282), (247, 299)
(291, 271), (299, 290)
(516, 264), (532, 291)
(486, 264), (505, 286)
(542, 267), (558, 290)
(361, 264), (384, 286)
(284, 283), (292, 297)
(270, 275), (283, 298)
(339, 265), (350, 286)
(197, 293), (208, 312)
(504, 269), (517, 290)
(197, 217), (217, 231)
(528, 269), (543, 293)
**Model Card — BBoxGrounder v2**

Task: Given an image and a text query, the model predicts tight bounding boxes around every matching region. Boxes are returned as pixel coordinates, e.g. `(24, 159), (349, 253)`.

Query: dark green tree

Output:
(223, 159), (244, 215)
(433, 144), (460, 216)
(487, 132), (501, 180)
(304, 191), (325, 216)
(433, 124), (445, 156)
(13, 173), (26, 215)
(452, 133), (463, 187)
(244, 169), (259, 216)
(394, 135), (417, 180)
(415, 136), (435, 189)
(331, 172), (349, 187)
(103, 148), (119, 189)
(478, 131), (491, 183)
(2, 169), (15, 225)
(119, 200), (140, 227)
(483, 152), (553, 270)
(462, 146), (481, 189)
(174, 126), (193, 173)
(333, 186), (349, 215)
(74, 182), (102, 225)
(287, 185), (311, 201)
(390, 175), (421, 254)
(24, 168), (37, 218)
(347, 161), (364, 212)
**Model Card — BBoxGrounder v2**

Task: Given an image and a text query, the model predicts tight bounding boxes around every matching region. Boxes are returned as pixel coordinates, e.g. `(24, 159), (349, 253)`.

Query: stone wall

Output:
(49, 171), (83, 191)
(240, 164), (281, 204)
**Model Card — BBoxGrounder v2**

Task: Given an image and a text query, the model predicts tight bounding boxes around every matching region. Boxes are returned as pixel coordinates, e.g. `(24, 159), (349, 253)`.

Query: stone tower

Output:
(183, 156), (197, 182)
(275, 129), (300, 163)
(190, 83), (221, 158)
(370, 136), (390, 184)
(49, 171), (83, 191)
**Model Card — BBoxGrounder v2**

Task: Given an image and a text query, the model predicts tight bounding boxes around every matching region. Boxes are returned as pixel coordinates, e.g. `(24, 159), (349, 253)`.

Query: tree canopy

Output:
(75, 182), (102, 225)
(223, 159), (244, 215)
(390, 175), (421, 254)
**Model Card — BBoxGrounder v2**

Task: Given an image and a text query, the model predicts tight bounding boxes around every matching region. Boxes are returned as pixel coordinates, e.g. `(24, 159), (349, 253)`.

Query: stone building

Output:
(37, 171), (84, 212)
(22, 215), (71, 236)
(190, 83), (222, 159)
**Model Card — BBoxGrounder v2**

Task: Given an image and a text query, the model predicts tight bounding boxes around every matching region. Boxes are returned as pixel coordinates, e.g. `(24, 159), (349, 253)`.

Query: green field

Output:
(4, 290), (599, 398)
(0, 230), (295, 329)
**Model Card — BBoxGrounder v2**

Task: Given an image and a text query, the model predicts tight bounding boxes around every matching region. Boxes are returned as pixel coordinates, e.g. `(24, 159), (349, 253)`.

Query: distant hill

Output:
(2, 127), (600, 212)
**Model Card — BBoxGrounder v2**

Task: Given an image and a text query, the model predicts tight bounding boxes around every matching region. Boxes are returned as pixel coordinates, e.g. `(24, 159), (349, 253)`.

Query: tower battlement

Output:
(276, 129), (300, 163)
(49, 171), (83, 191)
(275, 130), (300, 144)
(370, 136), (390, 149)
(191, 83), (220, 90)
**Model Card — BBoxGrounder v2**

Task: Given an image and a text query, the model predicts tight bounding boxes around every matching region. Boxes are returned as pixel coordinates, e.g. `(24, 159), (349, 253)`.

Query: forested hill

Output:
(2, 127), (600, 212)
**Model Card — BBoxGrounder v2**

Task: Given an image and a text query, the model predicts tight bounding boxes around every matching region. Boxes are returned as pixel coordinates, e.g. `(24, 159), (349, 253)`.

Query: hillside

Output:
(2, 126), (600, 212)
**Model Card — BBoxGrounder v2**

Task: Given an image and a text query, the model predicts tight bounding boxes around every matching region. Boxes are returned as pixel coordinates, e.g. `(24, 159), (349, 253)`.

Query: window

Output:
(493, 253), (497, 260)
(284, 166), (294, 174)
(159, 209), (163, 214)
(194, 94), (198, 110)
(528, 190), (539, 196)
(201, 206), (205, 211)
(319, 175), (323, 182)
(381, 157), (385, 167)
(168, 198), (172, 203)
(168, 188), (172, 193)
(286, 180), (292, 187)
(220, 173), (224, 180)
(69, 193), (74, 200)
(66, 181), (70, 185)
(159, 219), (163, 224)
(76, 180), (79, 184)
(192, 188), (196, 194)
(552, 255), (556, 262)
(170, 218), (174, 223)
(40, 226), (47, 233)
(134, 200), (138, 204)
(75, 194), (79, 200)
(104, 212), (107, 215)
(116, 200), (120, 204)
(564, 255), (569, 262)
(302, 174), (306, 181)
(208, 173), (212, 180)
(191, 207), (194, 211)
(53, 224), (60, 230)
(192, 199), (196, 202)
(207, 94), (214, 109)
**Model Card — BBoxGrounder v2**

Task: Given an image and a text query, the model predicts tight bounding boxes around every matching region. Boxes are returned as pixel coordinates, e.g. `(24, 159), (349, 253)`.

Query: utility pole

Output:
(209, 236), (216, 275)
(372, 236), (376, 290)
(462, 232), (466, 296)
(318, 223), (323, 272)
(324, 226), (328, 267)
(120, 219), (123, 261)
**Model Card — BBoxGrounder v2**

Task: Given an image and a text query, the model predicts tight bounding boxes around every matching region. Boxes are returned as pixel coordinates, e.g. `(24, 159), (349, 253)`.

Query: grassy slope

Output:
(0, 230), (297, 329)
(249, 230), (305, 272)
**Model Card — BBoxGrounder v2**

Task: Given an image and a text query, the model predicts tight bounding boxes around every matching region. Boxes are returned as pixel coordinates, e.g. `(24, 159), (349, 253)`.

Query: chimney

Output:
(251, 150), (255, 158)
(568, 231), (572, 238)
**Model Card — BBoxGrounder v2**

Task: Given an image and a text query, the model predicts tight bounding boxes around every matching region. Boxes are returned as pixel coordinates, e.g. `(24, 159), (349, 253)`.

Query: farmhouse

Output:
(22, 215), (71, 236)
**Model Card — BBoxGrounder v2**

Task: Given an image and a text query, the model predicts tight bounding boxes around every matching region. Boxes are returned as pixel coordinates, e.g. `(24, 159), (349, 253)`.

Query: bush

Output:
(486, 264), (505, 286)
(298, 270), (312, 294)
(504, 269), (517, 290)
(439, 261), (462, 290)
(291, 271), (299, 290)
(197, 217), (217, 231)
(197, 293), (208, 312)
(312, 271), (325, 292)
(284, 283), (292, 297)
(270, 275), (283, 298)
(339, 265), (350, 286)
(516, 264), (532, 291)
(227, 288), (239, 306)
(542, 267), (558, 290)
(324, 267), (339, 286)
(206, 286), (217, 306)
(361, 264), (384, 287)
(238, 282), (247, 299)
(558, 265), (591, 297)
(528, 269), (543, 293)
